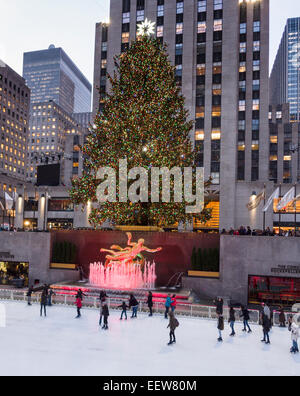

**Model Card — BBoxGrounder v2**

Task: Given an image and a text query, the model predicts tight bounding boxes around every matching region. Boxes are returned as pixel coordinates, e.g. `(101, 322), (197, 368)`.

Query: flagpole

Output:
(294, 183), (297, 237)
(263, 183), (266, 232)
(279, 184), (282, 235)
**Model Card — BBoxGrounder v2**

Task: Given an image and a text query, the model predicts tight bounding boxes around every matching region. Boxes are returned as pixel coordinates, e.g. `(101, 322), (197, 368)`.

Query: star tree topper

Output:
(137, 18), (156, 37)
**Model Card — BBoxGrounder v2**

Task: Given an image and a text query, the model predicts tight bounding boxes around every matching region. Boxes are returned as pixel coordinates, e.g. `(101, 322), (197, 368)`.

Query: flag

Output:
(246, 190), (265, 211)
(0, 200), (4, 211)
(262, 187), (280, 212)
(290, 193), (300, 209)
(4, 192), (14, 210)
(277, 187), (295, 211)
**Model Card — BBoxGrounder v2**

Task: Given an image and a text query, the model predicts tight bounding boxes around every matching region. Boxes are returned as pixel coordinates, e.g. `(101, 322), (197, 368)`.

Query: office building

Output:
(23, 45), (92, 114)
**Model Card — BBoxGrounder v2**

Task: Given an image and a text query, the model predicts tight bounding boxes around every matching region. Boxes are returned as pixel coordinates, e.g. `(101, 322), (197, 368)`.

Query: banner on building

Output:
(262, 187), (280, 212)
(246, 190), (265, 211)
(277, 187), (295, 211)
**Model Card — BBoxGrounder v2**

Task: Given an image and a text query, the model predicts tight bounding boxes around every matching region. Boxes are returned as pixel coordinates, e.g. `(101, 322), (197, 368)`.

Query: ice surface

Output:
(0, 301), (299, 376)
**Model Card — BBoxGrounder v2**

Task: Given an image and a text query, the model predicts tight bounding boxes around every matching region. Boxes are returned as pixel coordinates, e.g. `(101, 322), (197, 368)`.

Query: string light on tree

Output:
(137, 18), (156, 37)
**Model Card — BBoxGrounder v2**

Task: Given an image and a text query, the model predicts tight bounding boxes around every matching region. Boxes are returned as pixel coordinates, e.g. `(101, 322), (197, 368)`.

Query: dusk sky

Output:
(0, 0), (299, 84)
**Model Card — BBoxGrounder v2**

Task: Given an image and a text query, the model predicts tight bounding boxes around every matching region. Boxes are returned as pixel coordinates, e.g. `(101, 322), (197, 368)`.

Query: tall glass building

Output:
(270, 18), (300, 121)
(23, 45), (92, 114)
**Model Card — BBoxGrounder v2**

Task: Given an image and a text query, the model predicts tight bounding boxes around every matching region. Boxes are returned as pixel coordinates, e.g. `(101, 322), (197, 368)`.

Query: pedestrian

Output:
(27, 285), (33, 306)
(99, 290), (107, 301)
(167, 310), (179, 345)
(290, 322), (299, 354)
(47, 288), (55, 306)
(279, 308), (286, 328)
(261, 314), (271, 344)
(217, 314), (224, 342)
(288, 315), (293, 331)
(102, 303), (109, 330)
(240, 305), (252, 333)
(75, 296), (82, 318)
(228, 307), (236, 336)
(76, 289), (87, 301)
(171, 294), (177, 312)
(40, 291), (47, 317)
(118, 301), (129, 320)
(147, 291), (153, 317)
(129, 294), (139, 318)
(99, 296), (106, 326)
(164, 294), (171, 319)
(213, 297), (224, 315)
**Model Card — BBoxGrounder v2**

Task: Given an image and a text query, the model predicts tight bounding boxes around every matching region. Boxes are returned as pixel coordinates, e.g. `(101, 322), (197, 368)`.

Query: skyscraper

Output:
(270, 18), (300, 122)
(93, 0), (270, 230)
(23, 45), (92, 114)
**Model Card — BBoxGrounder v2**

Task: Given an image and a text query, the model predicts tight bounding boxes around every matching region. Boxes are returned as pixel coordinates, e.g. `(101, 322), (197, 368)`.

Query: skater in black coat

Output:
(147, 292), (153, 317)
(217, 314), (224, 342)
(102, 304), (109, 330)
(129, 294), (139, 318)
(27, 286), (33, 306)
(76, 289), (87, 301)
(213, 298), (224, 315)
(261, 314), (271, 344)
(240, 306), (252, 333)
(228, 307), (236, 336)
(118, 301), (129, 320)
(40, 291), (47, 317)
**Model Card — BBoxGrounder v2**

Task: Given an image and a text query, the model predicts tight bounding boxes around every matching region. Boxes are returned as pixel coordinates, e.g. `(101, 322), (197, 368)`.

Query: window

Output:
(240, 23), (246, 34)
(157, 26), (164, 37)
(198, 0), (206, 12)
(176, 23), (183, 35)
(214, 20), (222, 31)
(253, 21), (260, 32)
(122, 12), (130, 24)
(213, 0), (222, 10)
(176, 1), (184, 14)
(198, 22), (206, 33)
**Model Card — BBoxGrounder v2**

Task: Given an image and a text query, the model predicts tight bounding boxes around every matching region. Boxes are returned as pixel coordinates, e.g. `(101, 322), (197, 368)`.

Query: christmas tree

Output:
(70, 26), (212, 227)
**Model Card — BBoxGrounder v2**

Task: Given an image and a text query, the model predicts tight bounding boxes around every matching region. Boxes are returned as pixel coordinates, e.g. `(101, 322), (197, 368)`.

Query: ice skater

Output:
(102, 303), (109, 330)
(240, 306), (252, 333)
(27, 285), (33, 306)
(261, 314), (271, 344)
(129, 294), (139, 318)
(164, 294), (171, 319)
(147, 291), (153, 317)
(279, 308), (286, 328)
(75, 296), (82, 318)
(118, 301), (129, 320)
(76, 289), (87, 301)
(228, 307), (236, 336)
(47, 288), (55, 306)
(171, 294), (177, 312)
(290, 321), (299, 354)
(217, 314), (224, 342)
(99, 294), (106, 326)
(40, 291), (47, 317)
(213, 297), (224, 315)
(167, 311), (179, 345)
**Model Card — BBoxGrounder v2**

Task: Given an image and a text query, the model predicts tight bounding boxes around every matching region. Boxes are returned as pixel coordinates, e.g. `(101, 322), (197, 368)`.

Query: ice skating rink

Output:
(0, 302), (299, 376)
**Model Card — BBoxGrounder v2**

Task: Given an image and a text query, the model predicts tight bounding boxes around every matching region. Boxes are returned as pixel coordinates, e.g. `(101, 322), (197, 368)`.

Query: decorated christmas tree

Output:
(70, 22), (212, 227)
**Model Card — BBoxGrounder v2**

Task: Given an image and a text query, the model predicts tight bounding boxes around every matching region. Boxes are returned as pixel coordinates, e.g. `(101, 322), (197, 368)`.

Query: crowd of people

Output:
(221, 226), (300, 237)
(213, 297), (299, 354)
(27, 286), (299, 351)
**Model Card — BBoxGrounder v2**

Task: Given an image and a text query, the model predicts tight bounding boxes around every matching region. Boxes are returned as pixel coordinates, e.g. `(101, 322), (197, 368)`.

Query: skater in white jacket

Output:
(290, 322), (299, 354)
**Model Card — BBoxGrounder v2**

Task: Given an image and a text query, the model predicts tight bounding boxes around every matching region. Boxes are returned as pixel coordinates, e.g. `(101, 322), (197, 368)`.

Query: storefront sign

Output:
(0, 252), (15, 260)
(271, 265), (300, 275)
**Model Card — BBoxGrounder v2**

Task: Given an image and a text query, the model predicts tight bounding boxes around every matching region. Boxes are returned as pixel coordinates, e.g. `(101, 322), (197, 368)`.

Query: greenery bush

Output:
(52, 241), (77, 264)
(190, 247), (220, 272)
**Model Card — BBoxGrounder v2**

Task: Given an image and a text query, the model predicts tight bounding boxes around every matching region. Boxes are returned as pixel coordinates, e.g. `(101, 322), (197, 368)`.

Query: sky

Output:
(0, 0), (300, 84)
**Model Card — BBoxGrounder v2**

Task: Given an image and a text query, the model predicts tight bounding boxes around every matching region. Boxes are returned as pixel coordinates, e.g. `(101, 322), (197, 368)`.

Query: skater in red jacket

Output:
(76, 297), (82, 318)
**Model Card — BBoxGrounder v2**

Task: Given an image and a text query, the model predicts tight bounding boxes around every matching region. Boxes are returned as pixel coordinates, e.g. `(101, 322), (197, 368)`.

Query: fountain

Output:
(89, 232), (161, 290)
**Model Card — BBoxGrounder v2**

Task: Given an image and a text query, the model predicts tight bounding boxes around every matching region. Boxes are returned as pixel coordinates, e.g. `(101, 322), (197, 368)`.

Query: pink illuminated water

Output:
(89, 261), (157, 290)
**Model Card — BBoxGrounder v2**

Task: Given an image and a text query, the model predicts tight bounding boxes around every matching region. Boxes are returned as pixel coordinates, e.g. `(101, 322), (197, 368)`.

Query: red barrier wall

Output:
(51, 231), (220, 286)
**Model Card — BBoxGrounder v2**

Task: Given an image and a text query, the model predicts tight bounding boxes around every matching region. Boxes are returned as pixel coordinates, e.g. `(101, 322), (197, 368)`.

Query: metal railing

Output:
(0, 289), (295, 325)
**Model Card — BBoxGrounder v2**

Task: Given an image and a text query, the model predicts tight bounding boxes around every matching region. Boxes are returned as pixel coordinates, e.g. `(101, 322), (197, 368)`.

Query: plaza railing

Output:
(0, 288), (295, 326)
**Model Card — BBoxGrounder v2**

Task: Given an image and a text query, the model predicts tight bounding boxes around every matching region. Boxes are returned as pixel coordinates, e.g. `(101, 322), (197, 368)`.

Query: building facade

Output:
(27, 100), (85, 186)
(270, 18), (300, 122)
(23, 45), (92, 114)
(93, 0), (270, 230)
(0, 60), (30, 182)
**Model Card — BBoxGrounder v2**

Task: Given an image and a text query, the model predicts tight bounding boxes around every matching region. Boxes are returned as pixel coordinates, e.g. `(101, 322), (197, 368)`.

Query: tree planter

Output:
(188, 270), (220, 279)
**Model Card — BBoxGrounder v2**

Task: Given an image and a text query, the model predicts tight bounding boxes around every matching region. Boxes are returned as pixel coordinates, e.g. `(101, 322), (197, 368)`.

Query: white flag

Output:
(277, 187), (295, 211)
(4, 192), (14, 210)
(0, 200), (4, 211)
(262, 187), (279, 212)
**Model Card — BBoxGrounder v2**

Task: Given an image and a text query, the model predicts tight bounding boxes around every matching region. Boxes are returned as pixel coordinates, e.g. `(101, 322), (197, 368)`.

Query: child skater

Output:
(75, 295), (82, 318)
(119, 301), (129, 320)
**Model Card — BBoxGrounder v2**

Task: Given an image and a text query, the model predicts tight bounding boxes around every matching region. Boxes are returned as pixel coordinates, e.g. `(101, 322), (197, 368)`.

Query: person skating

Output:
(240, 306), (252, 333)
(164, 294), (171, 319)
(102, 304), (109, 330)
(167, 310), (179, 345)
(171, 294), (177, 312)
(47, 288), (55, 306)
(279, 308), (286, 328)
(118, 301), (129, 320)
(27, 285), (33, 306)
(76, 289), (87, 301)
(217, 314), (224, 342)
(213, 297), (224, 315)
(290, 322), (299, 354)
(129, 294), (139, 318)
(261, 314), (271, 344)
(147, 292), (153, 317)
(228, 307), (236, 336)
(288, 315), (293, 331)
(75, 296), (82, 318)
(40, 291), (47, 317)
